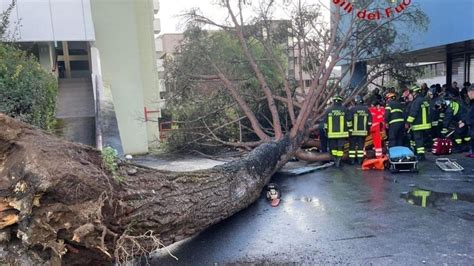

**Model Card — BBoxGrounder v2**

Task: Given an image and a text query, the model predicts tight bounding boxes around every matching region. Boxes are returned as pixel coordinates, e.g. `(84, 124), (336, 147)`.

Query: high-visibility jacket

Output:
(324, 103), (350, 139)
(443, 100), (467, 129)
(406, 95), (431, 131)
(385, 101), (405, 126)
(429, 96), (442, 127)
(348, 104), (372, 136)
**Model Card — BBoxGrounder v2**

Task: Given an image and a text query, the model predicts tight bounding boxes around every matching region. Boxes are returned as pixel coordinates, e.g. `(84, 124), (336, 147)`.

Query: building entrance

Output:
(57, 41), (91, 79)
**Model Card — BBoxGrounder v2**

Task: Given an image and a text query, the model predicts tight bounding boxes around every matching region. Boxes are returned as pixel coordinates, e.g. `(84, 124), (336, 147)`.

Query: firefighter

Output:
(385, 92), (405, 147)
(441, 95), (470, 152)
(466, 84), (474, 157)
(406, 85), (431, 160)
(324, 95), (350, 167)
(348, 95), (372, 165)
(428, 86), (443, 139)
(369, 99), (385, 158)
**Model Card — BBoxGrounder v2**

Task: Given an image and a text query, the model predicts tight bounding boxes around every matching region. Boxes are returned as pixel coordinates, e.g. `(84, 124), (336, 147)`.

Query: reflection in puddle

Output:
(289, 196), (326, 211)
(401, 188), (474, 221)
(401, 188), (474, 208)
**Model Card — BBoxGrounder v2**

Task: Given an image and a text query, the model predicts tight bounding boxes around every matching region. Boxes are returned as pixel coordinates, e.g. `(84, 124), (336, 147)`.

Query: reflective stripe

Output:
(329, 115), (333, 133)
(421, 105), (428, 126)
(413, 190), (431, 207)
(328, 114), (348, 138)
(331, 150), (338, 156)
(354, 115), (358, 131)
(412, 104), (431, 131)
(389, 118), (404, 124)
(432, 121), (439, 126)
(452, 193), (458, 200)
(349, 151), (356, 158)
(416, 147), (425, 154)
(407, 116), (415, 123)
(464, 137), (471, 141)
(412, 124), (431, 130)
(351, 131), (368, 136)
(455, 139), (462, 144)
(336, 151), (344, 157)
(451, 102), (459, 116)
(391, 109), (403, 113)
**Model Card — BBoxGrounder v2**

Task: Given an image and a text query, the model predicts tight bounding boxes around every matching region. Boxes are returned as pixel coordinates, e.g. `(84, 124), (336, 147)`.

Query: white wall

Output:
(1, 0), (95, 41)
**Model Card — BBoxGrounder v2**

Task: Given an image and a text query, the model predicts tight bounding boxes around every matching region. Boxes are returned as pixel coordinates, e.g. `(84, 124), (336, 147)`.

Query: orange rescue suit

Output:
(369, 106), (385, 158)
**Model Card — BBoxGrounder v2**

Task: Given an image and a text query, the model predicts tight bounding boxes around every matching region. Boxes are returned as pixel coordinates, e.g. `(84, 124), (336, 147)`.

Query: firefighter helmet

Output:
(354, 95), (364, 104)
(385, 92), (397, 101)
(411, 85), (421, 93)
(434, 99), (446, 110)
(332, 95), (343, 103)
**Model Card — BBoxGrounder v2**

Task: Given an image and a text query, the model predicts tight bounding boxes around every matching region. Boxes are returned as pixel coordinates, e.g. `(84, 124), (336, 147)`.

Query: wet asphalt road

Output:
(149, 154), (474, 265)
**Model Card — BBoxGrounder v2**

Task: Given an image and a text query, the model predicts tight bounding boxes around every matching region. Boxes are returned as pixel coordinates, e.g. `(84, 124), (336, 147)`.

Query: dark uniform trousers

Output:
(412, 130), (425, 155)
(388, 122), (405, 147)
(407, 95), (431, 156)
(329, 138), (346, 158)
(349, 136), (365, 159)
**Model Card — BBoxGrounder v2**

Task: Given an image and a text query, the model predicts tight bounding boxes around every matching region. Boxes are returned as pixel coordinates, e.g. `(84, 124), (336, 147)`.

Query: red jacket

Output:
(369, 106), (385, 130)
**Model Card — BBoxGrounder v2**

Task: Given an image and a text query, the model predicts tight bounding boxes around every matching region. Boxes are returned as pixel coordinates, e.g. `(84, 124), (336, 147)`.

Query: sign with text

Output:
(332, 0), (412, 20)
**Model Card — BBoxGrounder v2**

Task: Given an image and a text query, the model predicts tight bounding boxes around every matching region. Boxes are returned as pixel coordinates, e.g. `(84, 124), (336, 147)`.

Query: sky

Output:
(158, 0), (331, 35)
(158, 0), (226, 34)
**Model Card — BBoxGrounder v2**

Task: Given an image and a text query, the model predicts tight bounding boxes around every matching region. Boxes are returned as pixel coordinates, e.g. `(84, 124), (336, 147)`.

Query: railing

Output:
(92, 73), (103, 150)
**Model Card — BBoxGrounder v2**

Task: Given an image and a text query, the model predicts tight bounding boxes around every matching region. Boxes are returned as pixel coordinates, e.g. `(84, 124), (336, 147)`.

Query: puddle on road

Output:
(401, 188), (474, 221)
(286, 196), (326, 211)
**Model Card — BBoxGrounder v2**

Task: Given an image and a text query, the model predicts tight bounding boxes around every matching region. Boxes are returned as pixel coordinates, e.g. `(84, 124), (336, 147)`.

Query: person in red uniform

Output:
(369, 100), (386, 158)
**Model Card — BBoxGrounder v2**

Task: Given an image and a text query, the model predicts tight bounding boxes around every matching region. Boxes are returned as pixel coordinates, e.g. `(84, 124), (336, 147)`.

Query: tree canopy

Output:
(162, 0), (428, 152)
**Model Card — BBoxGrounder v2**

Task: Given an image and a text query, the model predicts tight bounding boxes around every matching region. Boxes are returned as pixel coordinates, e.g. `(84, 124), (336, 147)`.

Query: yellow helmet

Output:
(332, 95), (343, 102)
(411, 85), (421, 93)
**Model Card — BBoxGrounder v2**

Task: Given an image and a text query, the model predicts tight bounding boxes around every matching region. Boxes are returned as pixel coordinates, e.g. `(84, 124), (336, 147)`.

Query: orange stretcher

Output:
(362, 155), (388, 170)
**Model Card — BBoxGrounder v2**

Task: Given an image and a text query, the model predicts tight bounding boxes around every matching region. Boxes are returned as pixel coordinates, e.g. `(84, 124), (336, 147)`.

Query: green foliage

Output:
(0, 44), (58, 130)
(163, 28), (289, 152)
(101, 146), (124, 183)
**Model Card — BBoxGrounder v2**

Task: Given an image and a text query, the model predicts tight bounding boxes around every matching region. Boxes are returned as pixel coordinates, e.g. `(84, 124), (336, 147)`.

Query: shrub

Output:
(101, 146), (124, 183)
(0, 44), (58, 130)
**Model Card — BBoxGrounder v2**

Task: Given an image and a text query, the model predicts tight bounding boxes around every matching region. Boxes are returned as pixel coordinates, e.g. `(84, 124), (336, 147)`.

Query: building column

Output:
(342, 62), (367, 90)
(446, 52), (452, 86)
(38, 42), (56, 76)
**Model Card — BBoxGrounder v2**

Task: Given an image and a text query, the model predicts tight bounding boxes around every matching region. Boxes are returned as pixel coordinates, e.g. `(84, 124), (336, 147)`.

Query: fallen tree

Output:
(0, 114), (299, 264)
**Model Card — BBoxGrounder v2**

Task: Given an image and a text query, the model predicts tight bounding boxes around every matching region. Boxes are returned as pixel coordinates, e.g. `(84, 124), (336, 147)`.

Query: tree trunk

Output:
(0, 114), (298, 265)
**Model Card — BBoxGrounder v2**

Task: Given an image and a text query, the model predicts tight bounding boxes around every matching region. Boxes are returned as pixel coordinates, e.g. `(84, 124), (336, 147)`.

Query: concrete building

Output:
(0, 0), (162, 154)
(155, 33), (184, 106)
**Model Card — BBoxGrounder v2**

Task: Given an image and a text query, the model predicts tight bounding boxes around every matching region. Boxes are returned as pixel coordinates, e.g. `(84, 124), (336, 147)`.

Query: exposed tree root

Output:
(0, 114), (298, 264)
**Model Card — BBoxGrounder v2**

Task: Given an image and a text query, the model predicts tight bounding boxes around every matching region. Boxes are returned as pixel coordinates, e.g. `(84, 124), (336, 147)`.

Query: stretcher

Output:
(435, 158), (464, 172)
(387, 146), (418, 173)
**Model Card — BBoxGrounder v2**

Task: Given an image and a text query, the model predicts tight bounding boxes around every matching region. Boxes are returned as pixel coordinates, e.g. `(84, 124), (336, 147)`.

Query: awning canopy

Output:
(1, 0), (95, 42)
